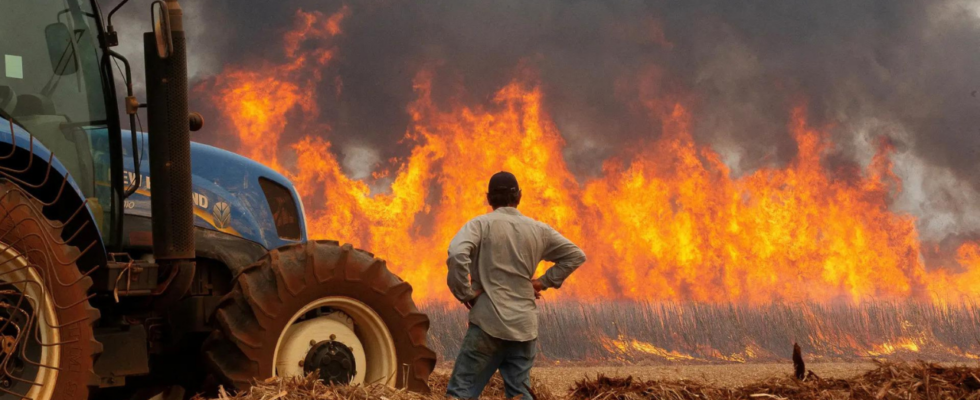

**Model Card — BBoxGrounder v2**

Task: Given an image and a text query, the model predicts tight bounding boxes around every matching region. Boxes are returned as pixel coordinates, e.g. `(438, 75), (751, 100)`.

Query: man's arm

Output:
(447, 220), (482, 303)
(537, 225), (587, 290)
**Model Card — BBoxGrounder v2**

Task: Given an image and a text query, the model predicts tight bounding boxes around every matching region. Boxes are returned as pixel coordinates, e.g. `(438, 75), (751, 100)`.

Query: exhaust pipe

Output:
(144, 0), (195, 307)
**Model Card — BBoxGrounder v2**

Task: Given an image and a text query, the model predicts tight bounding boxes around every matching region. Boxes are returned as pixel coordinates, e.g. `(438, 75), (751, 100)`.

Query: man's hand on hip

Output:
(532, 279), (545, 299)
(464, 289), (484, 310)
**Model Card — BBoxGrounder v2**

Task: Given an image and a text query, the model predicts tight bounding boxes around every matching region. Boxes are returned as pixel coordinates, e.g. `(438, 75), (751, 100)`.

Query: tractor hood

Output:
(121, 132), (307, 250)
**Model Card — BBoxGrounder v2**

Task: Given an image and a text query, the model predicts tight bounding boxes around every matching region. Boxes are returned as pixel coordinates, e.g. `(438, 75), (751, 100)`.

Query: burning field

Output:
(197, 5), (980, 305)
(176, 0), (980, 368)
(425, 301), (980, 364)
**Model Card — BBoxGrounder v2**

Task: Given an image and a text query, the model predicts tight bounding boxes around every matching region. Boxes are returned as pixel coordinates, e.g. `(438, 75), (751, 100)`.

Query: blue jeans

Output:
(446, 324), (537, 399)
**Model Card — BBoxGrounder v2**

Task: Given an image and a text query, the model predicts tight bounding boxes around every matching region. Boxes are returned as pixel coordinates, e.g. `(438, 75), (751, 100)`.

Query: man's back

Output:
(447, 207), (586, 342)
(445, 171), (586, 400)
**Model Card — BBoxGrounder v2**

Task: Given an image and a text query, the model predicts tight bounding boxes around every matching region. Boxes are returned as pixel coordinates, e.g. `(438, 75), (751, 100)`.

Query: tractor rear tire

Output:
(203, 240), (436, 393)
(0, 181), (100, 400)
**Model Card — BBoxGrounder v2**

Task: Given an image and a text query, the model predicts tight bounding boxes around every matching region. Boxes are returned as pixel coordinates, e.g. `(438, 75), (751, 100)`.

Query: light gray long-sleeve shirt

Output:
(447, 207), (587, 342)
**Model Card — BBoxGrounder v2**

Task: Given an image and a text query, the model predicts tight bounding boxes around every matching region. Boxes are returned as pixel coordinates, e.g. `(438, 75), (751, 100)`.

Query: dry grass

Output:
(197, 373), (557, 400)
(518, 362), (877, 392)
(569, 360), (980, 399)
(197, 361), (980, 399)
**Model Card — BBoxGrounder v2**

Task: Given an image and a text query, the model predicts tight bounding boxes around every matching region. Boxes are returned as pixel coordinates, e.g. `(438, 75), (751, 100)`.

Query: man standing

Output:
(446, 171), (587, 399)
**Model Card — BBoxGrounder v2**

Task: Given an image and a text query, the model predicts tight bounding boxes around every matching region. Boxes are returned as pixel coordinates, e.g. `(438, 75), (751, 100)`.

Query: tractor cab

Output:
(0, 0), (116, 235)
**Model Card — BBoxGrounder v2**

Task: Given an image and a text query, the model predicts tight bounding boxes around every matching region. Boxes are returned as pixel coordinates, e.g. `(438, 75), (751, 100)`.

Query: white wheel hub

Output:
(273, 297), (397, 387)
(275, 312), (367, 384)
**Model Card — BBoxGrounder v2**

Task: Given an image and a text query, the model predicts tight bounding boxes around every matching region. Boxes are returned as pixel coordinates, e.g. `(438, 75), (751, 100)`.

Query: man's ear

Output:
(514, 190), (523, 206)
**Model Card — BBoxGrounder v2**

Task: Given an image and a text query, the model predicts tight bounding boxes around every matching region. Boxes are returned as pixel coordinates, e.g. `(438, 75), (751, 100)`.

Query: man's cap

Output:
(488, 171), (520, 193)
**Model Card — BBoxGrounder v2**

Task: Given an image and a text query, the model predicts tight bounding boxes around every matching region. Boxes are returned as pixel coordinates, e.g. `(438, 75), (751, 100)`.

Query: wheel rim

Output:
(273, 297), (397, 387)
(0, 241), (59, 400)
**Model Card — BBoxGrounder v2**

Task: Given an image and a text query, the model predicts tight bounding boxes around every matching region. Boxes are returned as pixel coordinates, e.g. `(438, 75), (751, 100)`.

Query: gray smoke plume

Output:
(109, 0), (980, 243)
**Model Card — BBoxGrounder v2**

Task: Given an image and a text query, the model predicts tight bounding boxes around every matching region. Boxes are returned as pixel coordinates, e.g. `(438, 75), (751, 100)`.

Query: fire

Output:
(600, 334), (697, 362)
(205, 7), (349, 170)
(928, 242), (980, 302)
(204, 8), (980, 305)
(868, 339), (921, 357)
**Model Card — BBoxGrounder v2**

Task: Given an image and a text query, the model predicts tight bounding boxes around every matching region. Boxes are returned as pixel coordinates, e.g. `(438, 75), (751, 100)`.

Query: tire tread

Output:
(204, 241), (436, 393)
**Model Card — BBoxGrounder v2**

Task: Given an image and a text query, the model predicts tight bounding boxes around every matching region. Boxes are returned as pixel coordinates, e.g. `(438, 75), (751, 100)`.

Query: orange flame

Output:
(600, 334), (697, 362)
(207, 7), (349, 170)
(204, 8), (980, 305)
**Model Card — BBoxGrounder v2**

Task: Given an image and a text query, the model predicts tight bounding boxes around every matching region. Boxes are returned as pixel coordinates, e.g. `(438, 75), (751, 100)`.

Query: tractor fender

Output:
(0, 118), (108, 271)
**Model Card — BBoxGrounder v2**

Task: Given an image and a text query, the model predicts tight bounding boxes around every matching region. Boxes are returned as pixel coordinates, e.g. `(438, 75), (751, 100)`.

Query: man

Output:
(446, 171), (587, 399)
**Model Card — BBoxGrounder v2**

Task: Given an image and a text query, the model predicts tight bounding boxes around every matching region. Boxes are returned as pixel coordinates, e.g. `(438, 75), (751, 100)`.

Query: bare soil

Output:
(438, 362), (878, 393)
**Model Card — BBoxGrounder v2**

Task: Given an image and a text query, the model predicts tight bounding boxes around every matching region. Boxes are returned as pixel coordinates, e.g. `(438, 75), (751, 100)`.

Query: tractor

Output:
(0, 0), (436, 399)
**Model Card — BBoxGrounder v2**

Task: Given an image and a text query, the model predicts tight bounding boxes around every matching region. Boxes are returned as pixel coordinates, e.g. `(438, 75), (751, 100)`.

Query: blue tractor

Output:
(0, 1), (436, 398)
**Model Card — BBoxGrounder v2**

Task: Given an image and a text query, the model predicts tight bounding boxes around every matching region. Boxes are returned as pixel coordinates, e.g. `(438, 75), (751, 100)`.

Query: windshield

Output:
(0, 0), (113, 234)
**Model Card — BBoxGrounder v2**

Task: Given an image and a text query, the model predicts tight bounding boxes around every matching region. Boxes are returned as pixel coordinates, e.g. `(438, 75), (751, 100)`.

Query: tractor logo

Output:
(212, 202), (231, 229)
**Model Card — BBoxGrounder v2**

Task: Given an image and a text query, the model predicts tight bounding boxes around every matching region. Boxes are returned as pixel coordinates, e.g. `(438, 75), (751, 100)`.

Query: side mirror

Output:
(44, 23), (78, 76)
(151, 1), (174, 60)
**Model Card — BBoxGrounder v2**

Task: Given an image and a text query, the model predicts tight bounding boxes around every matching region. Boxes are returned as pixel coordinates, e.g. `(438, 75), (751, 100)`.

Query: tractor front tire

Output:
(204, 240), (436, 393)
(0, 181), (100, 400)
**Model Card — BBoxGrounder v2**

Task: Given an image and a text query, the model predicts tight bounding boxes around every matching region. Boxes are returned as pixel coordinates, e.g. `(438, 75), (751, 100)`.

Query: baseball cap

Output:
(488, 171), (520, 193)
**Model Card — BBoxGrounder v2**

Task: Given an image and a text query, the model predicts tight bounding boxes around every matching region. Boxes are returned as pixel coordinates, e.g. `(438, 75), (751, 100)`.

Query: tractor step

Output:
(94, 324), (150, 387)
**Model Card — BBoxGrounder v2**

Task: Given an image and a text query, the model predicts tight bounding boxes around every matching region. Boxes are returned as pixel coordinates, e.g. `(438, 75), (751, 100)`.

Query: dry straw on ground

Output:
(569, 360), (980, 399)
(196, 373), (557, 400)
(198, 360), (980, 399)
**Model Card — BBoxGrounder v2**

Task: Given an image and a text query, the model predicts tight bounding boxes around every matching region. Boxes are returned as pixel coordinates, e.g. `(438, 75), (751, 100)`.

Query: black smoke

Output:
(112, 0), (980, 241)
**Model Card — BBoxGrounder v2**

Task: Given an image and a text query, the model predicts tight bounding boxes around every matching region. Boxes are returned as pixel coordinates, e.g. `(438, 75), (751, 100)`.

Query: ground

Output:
(438, 362), (878, 393)
(218, 361), (980, 399)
